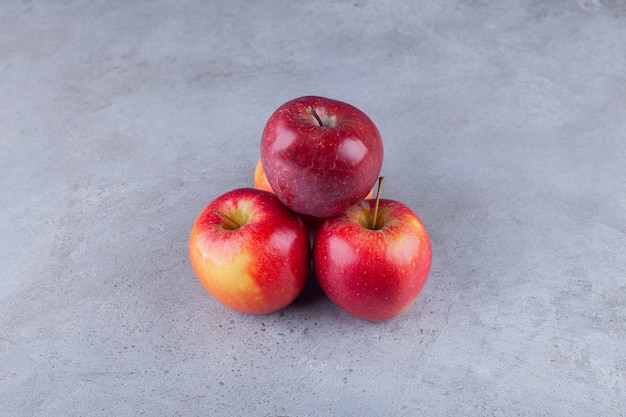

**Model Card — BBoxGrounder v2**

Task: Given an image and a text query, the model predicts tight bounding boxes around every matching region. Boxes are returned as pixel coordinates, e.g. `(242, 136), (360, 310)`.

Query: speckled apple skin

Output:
(313, 199), (432, 321)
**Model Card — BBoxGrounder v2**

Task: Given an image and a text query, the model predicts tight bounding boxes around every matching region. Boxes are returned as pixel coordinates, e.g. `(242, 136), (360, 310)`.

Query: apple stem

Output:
(213, 209), (240, 229)
(371, 176), (385, 230)
(306, 106), (324, 127)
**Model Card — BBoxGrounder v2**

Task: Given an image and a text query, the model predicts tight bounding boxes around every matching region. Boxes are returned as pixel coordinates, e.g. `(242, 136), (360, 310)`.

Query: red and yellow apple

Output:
(313, 191), (432, 321)
(260, 96), (383, 218)
(189, 188), (310, 314)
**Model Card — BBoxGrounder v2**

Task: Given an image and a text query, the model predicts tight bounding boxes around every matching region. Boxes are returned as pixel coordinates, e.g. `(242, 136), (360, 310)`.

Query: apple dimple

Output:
(215, 209), (250, 231)
(315, 109), (337, 128)
(349, 201), (388, 231)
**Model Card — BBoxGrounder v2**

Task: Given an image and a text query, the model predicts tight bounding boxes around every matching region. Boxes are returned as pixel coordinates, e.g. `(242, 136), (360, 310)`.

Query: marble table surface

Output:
(2, 1), (625, 415)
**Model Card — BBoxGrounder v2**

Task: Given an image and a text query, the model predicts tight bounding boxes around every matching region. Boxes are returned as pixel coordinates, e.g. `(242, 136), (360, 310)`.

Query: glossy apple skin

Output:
(253, 157), (373, 241)
(313, 199), (432, 321)
(260, 96), (383, 218)
(189, 188), (310, 315)
(254, 157), (374, 199)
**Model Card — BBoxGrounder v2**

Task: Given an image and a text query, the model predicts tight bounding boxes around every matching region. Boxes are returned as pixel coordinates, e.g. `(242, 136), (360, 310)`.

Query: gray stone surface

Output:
(2, 1), (626, 415)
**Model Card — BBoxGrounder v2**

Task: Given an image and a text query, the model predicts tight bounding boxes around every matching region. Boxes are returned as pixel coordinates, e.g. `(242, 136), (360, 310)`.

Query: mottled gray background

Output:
(1, 1), (625, 416)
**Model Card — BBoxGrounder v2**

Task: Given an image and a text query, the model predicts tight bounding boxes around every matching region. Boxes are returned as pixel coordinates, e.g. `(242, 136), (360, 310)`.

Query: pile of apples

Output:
(189, 96), (431, 321)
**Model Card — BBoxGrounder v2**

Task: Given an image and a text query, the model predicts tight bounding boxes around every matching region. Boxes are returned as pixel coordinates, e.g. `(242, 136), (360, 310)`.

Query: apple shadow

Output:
(289, 262), (326, 308)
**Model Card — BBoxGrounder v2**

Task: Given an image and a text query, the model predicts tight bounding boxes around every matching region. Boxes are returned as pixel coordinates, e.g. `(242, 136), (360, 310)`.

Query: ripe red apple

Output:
(189, 188), (310, 315)
(253, 156), (374, 241)
(254, 157), (374, 199)
(313, 181), (432, 321)
(260, 96), (384, 218)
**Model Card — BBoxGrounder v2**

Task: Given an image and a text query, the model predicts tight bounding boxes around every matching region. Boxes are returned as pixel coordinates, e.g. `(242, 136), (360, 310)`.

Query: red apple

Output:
(254, 157), (374, 199)
(253, 157), (323, 240)
(253, 156), (374, 241)
(313, 185), (432, 321)
(260, 96), (384, 218)
(189, 188), (310, 314)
